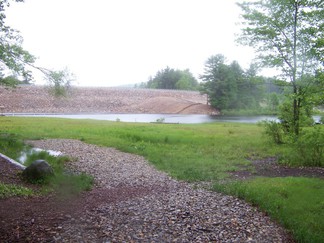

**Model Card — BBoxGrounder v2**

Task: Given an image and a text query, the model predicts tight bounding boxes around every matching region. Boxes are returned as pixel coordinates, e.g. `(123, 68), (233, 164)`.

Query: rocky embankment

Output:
(0, 86), (217, 114)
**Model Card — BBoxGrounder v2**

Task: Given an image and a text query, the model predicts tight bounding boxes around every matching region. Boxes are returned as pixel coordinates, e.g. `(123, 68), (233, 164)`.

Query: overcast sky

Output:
(5, 0), (256, 87)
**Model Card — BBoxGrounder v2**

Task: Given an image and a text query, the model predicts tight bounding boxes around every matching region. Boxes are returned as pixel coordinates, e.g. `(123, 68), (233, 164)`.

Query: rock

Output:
(22, 160), (54, 181)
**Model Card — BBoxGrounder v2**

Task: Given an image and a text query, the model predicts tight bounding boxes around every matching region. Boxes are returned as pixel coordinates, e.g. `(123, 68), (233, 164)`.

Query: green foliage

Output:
(0, 1), (74, 89)
(237, 0), (324, 72)
(267, 93), (280, 112)
(261, 120), (324, 166)
(237, 0), (324, 136)
(46, 68), (74, 97)
(288, 127), (324, 167)
(0, 132), (27, 159)
(200, 54), (265, 111)
(278, 99), (314, 134)
(0, 182), (33, 198)
(0, 0), (35, 84)
(0, 75), (27, 87)
(145, 67), (199, 90)
(261, 120), (284, 144)
(215, 177), (324, 243)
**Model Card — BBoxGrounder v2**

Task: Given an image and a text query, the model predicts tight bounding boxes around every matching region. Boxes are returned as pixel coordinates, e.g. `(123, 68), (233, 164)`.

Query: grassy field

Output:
(0, 116), (323, 242)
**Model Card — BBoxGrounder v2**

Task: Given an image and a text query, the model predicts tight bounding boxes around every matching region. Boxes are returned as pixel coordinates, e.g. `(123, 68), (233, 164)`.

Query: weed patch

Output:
(0, 182), (34, 198)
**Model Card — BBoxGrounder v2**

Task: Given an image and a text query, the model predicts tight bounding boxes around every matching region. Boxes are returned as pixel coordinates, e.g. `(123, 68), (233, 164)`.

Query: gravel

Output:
(0, 86), (210, 114)
(28, 139), (291, 242)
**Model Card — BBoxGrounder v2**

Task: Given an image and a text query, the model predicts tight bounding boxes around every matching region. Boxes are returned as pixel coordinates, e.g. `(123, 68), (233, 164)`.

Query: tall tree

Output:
(200, 54), (238, 110)
(237, 0), (324, 136)
(200, 54), (265, 111)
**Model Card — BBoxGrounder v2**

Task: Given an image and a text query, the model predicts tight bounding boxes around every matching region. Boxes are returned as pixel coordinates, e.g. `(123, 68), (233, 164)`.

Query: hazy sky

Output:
(5, 0), (255, 87)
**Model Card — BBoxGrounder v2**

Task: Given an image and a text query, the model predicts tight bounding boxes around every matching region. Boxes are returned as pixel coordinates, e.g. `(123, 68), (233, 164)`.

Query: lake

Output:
(5, 113), (321, 124)
(3, 113), (273, 124)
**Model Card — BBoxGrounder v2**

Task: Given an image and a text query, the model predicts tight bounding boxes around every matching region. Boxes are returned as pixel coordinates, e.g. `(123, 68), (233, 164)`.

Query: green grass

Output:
(21, 150), (94, 196)
(0, 182), (34, 198)
(0, 132), (28, 160)
(0, 130), (94, 197)
(0, 117), (287, 181)
(214, 177), (324, 243)
(0, 116), (323, 241)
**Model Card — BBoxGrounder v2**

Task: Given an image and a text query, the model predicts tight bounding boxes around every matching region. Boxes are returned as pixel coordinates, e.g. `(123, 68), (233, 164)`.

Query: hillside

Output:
(0, 86), (218, 114)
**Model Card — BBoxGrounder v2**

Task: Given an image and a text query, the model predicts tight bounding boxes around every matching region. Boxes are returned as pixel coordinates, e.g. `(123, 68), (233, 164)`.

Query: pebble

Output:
(29, 139), (290, 242)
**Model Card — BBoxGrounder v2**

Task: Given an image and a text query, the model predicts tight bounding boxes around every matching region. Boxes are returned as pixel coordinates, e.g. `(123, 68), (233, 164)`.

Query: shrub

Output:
(261, 120), (284, 144)
(320, 115), (324, 124)
(294, 127), (324, 167)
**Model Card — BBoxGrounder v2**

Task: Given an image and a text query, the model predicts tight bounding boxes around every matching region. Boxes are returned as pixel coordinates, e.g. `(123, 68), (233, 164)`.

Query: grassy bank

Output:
(215, 177), (324, 243)
(0, 116), (323, 242)
(0, 116), (287, 181)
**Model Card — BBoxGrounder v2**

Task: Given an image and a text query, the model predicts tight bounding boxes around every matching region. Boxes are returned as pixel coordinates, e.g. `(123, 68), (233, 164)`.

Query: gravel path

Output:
(28, 139), (291, 242)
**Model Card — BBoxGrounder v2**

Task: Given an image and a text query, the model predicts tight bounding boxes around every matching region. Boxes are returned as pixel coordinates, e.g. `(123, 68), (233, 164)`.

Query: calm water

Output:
(5, 113), (321, 124)
(5, 113), (278, 124)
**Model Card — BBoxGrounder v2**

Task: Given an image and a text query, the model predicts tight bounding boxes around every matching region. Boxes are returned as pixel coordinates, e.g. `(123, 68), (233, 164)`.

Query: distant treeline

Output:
(136, 67), (199, 91)
(136, 55), (290, 112)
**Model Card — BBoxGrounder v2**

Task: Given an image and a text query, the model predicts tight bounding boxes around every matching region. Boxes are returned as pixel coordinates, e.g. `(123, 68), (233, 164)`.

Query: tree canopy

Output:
(0, 0), (36, 85)
(0, 0), (73, 94)
(200, 54), (265, 111)
(237, 0), (324, 135)
(143, 67), (199, 90)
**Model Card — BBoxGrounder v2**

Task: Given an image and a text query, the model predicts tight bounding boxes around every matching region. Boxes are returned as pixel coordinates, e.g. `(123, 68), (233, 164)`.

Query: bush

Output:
(320, 115), (324, 124)
(294, 127), (324, 167)
(261, 120), (284, 144)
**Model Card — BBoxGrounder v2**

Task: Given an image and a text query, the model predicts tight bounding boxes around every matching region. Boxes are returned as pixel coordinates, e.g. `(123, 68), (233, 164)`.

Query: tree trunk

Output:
(292, 2), (300, 136)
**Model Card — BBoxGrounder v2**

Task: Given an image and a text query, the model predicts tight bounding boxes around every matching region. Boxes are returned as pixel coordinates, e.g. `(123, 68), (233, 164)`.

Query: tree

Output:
(200, 54), (238, 109)
(45, 68), (74, 97)
(145, 67), (199, 90)
(0, 0), (35, 85)
(199, 54), (264, 111)
(240, 63), (265, 109)
(0, 0), (73, 96)
(175, 69), (199, 90)
(237, 0), (324, 136)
